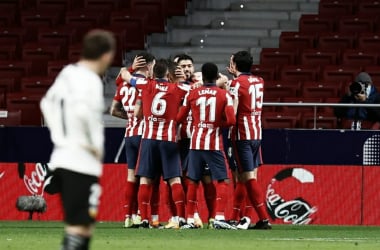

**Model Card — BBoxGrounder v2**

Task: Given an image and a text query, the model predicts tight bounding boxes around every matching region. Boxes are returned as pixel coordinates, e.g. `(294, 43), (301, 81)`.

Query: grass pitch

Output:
(0, 222), (379, 250)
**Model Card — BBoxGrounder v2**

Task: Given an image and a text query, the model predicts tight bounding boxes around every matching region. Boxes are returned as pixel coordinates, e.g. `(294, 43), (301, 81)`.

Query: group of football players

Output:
(110, 50), (271, 230)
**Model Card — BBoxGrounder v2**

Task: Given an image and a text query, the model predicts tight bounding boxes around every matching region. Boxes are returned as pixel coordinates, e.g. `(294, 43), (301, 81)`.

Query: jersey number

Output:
(120, 86), (136, 111)
(151, 92), (167, 116)
(248, 84), (263, 110)
(196, 96), (216, 122)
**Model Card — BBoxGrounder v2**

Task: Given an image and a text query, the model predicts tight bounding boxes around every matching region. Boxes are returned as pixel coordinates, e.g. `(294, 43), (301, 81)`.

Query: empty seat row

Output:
(262, 112), (337, 129)
(280, 32), (380, 50)
(319, 0), (380, 16)
(261, 48), (380, 67)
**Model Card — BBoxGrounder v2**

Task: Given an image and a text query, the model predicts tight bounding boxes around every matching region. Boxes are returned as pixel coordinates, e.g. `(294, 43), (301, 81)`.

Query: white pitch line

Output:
(264, 238), (376, 242)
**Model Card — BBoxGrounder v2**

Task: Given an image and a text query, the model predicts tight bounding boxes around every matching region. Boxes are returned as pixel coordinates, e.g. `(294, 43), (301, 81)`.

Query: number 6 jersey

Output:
(229, 73), (264, 141)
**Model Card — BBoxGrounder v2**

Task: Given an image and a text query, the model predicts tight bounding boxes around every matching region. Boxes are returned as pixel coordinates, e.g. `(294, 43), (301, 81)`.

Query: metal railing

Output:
(263, 102), (380, 129)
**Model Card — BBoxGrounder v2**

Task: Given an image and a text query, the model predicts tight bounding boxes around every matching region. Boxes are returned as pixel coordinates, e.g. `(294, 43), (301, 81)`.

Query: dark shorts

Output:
(125, 135), (142, 170)
(50, 168), (100, 225)
(136, 139), (182, 180)
(178, 138), (190, 172)
(222, 128), (238, 171)
(233, 140), (263, 173)
(187, 150), (228, 181)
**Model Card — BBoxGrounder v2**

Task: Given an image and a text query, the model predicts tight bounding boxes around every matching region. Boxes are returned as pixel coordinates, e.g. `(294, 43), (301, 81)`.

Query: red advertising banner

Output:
(0, 163), (378, 225)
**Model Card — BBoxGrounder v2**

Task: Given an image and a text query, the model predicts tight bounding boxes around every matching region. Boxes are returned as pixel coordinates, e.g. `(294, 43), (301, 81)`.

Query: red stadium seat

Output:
(0, 78), (16, 93)
(318, 33), (355, 50)
(300, 49), (338, 66)
(0, 45), (17, 60)
(281, 97), (324, 115)
(0, 110), (22, 126)
(0, 92), (5, 108)
(264, 82), (301, 98)
(6, 92), (43, 126)
(338, 16), (375, 33)
(20, 10), (61, 27)
(68, 43), (81, 62)
(260, 48), (297, 66)
(47, 60), (68, 77)
(0, 28), (25, 50)
(38, 28), (76, 58)
(262, 97), (281, 112)
(319, 0), (354, 16)
(0, 0), (20, 12)
(302, 82), (341, 99)
(279, 32), (315, 50)
(65, 11), (103, 34)
(36, 0), (71, 12)
(251, 65), (277, 81)
(22, 43), (61, 75)
(0, 61), (31, 89)
(342, 50), (378, 67)
(299, 15), (335, 33)
(0, 9), (16, 26)
(358, 0), (380, 15)
(262, 112), (301, 129)
(83, 0), (119, 12)
(21, 76), (53, 93)
(357, 33), (380, 51)
(322, 65), (359, 83)
(130, 0), (167, 33)
(302, 113), (337, 129)
(167, 0), (187, 16)
(280, 66), (318, 82)
(363, 66), (380, 84)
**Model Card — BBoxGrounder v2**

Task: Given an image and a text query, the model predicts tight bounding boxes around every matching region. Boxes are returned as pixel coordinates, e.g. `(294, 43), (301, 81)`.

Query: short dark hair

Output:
(136, 51), (155, 64)
(154, 59), (169, 79)
(174, 54), (194, 64)
(81, 30), (116, 60)
(233, 51), (253, 73)
(201, 62), (218, 83)
(167, 60), (178, 78)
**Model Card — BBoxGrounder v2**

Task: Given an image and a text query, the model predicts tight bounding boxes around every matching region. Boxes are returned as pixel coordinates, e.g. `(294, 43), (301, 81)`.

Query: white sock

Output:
(151, 214), (159, 222)
(215, 214), (225, 221)
(194, 212), (200, 219)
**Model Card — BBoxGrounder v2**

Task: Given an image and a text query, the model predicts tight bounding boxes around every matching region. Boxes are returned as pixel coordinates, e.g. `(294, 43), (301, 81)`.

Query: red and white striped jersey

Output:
(114, 83), (144, 137)
(177, 83), (236, 150)
(131, 77), (190, 142)
(229, 73), (264, 140)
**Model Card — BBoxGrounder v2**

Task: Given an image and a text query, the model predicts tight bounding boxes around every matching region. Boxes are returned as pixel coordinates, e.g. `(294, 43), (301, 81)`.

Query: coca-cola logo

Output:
(21, 163), (49, 195)
(266, 168), (317, 225)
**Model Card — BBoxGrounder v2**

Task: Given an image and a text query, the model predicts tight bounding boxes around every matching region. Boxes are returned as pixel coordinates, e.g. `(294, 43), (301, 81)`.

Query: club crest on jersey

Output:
(198, 88), (217, 96)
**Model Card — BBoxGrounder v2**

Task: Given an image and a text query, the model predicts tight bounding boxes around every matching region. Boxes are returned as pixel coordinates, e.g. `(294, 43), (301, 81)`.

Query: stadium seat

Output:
(322, 65), (359, 83)
(358, 0), (380, 15)
(318, 33), (355, 50)
(0, 45), (17, 60)
(302, 113), (337, 129)
(22, 43), (61, 75)
(279, 32), (315, 50)
(363, 66), (380, 84)
(0, 9), (16, 26)
(0, 110), (22, 126)
(302, 82), (342, 99)
(357, 33), (380, 51)
(167, 0), (187, 16)
(262, 112), (301, 129)
(342, 50), (378, 67)
(65, 11), (103, 34)
(300, 49), (338, 66)
(20, 76), (53, 93)
(0, 78), (16, 93)
(0, 61), (31, 89)
(262, 97), (281, 112)
(280, 66), (318, 82)
(0, 28), (25, 51)
(47, 60), (68, 77)
(260, 48), (297, 66)
(6, 92), (43, 126)
(0, 92), (5, 108)
(251, 65), (277, 81)
(264, 82), (301, 99)
(299, 15), (335, 33)
(36, 0), (71, 12)
(281, 97), (324, 115)
(319, 0), (354, 16)
(83, 0), (119, 12)
(68, 43), (81, 62)
(130, 0), (167, 33)
(338, 16), (375, 33)
(20, 10), (61, 27)
(38, 28), (76, 58)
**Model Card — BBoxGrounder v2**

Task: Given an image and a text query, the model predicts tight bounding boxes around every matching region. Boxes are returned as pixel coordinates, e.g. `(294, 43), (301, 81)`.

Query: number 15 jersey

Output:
(229, 73), (264, 141)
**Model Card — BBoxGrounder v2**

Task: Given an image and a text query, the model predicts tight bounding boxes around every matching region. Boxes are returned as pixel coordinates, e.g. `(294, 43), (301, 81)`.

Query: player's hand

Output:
(226, 55), (236, 76)
(175, 66), (186, 82)
(216, 73), (229, 89)
(132, 56), (146, 70)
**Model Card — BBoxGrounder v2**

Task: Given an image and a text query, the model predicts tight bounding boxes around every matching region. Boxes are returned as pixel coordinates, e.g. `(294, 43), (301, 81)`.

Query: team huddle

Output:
(111, 51), (271, 230)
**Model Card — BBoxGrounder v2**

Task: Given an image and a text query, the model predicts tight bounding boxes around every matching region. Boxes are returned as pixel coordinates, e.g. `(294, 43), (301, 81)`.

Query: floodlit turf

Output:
(0, 222), (380, 250)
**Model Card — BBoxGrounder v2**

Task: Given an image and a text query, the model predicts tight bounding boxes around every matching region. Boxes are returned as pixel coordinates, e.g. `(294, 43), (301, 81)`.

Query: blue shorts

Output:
(136, 139), (182, 180)
(222, 128), (238, 171)
(187, 150), (228, 181)
(178, 138), (190, 172)
(233, 140), (263, 173)
(125, 136), (142, 170)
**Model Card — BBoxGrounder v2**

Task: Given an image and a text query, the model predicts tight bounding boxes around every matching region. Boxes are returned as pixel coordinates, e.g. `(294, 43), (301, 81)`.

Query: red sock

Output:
(186, 182), (198, 220)
(138, 184), (152, 221)
(244, 196), (254, 221)
(150, 182), (160, 217)
(182, 177), (189, 195)
(231, 182), (246, 221)
(203, 182), (216, 219)
(245, 179), (269, 221)
(170, 183), (185, 219)
(125, 181), (138, 216)
(163, 183), (177, 217)
(215, 182), (228, 220)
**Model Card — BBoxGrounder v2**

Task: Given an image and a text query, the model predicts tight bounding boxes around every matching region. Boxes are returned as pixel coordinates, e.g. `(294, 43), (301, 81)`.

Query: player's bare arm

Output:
(110, 100), (127, 119)
(134, 99), (143, 119)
